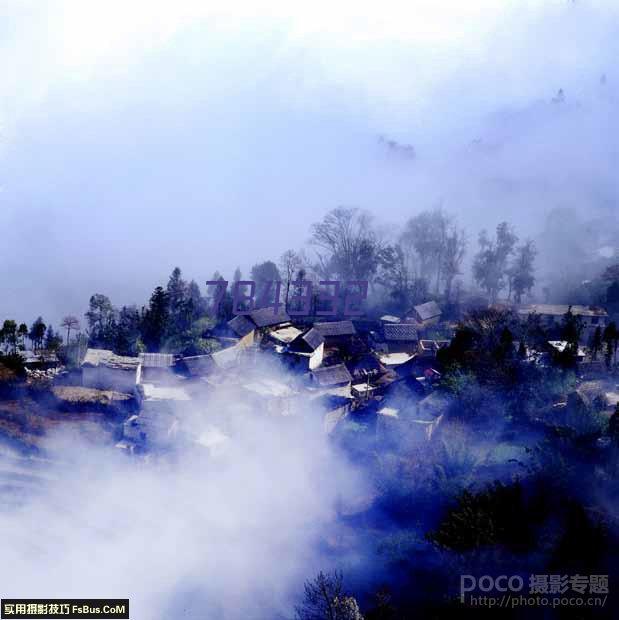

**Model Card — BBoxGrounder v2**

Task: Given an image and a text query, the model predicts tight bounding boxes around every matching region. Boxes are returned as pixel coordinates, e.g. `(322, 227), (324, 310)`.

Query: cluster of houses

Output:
(11, 300), (613, 455)
(71, 301), (458, 453)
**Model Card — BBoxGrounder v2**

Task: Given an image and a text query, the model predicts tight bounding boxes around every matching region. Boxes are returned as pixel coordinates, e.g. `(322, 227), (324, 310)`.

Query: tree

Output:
(166, 267), (190, 336)
(376, 243), (430, 312)
(233, 267), (242, 283)
(279, 250), (303, 307)
(1, 320), (18, 354)
(558, 306), (583, 367)
(142, 287), (169, 351)
(29, 317), (47, 352)
(45, 325), (62, 351)
(400, 208), (450, 293)
(311, 207), (380, 282)
(115, 306), (142, 356)
(187, 280), (206, 320)
(207, 272), (233, 322)
(85, 294), (116, 347)
(473, 222), (518, 303)
(17, 323), (28, 350)
(603, 322), (618, 368)
(508, 240), (537, 303)
(590, 326), (603, 361)
(441, 226), (467, 301)
(250, 260), (281, 307)
(376, 244), (412, 313)
(61, 315), (80, 346)
(609, 403), (619, 446)
(295, 571), (363, 620)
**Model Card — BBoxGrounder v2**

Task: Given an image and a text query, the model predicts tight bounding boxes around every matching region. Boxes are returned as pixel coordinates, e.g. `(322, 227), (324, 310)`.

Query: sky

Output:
(1, 0), (618, 326)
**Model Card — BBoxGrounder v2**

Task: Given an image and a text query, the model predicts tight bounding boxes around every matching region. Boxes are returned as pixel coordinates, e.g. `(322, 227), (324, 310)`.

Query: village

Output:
(8, 298), (618, 465)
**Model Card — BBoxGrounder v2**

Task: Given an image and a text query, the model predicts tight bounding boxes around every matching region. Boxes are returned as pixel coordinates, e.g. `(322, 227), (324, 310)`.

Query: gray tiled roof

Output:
(413, 301), (442, 321)
(384, 323), (418, 341)
(139, 353), (175, 367)
(248, 306), (291, 328)
(313, 320), (356, 337)
(290, 328), (324, 352)
(311, 363), (353, 386)
(228, 315), (256, 337)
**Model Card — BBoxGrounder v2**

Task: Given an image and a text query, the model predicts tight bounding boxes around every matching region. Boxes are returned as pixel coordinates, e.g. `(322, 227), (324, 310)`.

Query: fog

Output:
(1, 0), (618, 325)
(0, 362), (368, 618)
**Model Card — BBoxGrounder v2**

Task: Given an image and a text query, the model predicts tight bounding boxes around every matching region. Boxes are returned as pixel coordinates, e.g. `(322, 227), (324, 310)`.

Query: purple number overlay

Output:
(205, 280), (368, 317)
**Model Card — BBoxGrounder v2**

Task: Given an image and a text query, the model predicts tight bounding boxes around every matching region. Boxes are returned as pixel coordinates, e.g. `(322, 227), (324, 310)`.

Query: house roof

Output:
(19, 350), (59, 364)
(139, 353), (175, 368)
(142, 382), (191, 401)
(242, 378), (296, 398)
(517, 304), (608, 318)
(210, 345), (240, 369)
(348, 354), (382, 376)
(413, 301), (442, 321)
(248, 306), (291, 328)
(384, 323), (418, 341)
(182, 355), (215, 377)
(290, 328), (324, 353)
(227, 315), (256, 337)
(380, 315), (401, 323)
(379, 352), (415, 366)
(311, 363), (352, 387)
(417, 392), (452, 419)
(82, 349), (140, 371)
(268, 325), (303, 344)
(313, 320), (356, 337)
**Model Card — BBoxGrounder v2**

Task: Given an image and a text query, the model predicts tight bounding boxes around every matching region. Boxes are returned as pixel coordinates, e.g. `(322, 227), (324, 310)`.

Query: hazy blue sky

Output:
(1, 0), (618, 326)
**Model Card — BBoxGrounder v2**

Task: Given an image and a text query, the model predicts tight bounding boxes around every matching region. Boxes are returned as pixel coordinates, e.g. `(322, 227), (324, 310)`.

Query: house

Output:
(123, 381), (193, 449)
(376, 385), (443, 444)
(181, 354), (215, 378)
(19, 350), (59, 371)
(417, 391), (452, 426)
(182, 344), (242, 378)
(348, 353), (383, 381)
(287, 328), (325, 371)
(139, 382), (191, 413)
(546, 341), (587, 363)
(410, 301), (442, 326)
(516, 304), (608, 343)
(267, 325), (304, 346)
(242, 377), (298, 415)
(81, 349), (141, 394)
(139, 353), (176, 383)
(248, 307), (292, 331)
(383, 323), (418, 353)
(313, 320), (357, 346)
(378, 352), (415, 368)
(227, 315), (256, 347)
(309, 363), (353, 397)
(122, 409), (179, 448)
(379, 315), (400, 324)
(318, 394), (354, 433)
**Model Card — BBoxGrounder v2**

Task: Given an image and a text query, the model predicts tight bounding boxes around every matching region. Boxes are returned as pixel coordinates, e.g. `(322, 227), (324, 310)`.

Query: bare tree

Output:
(279, 249), (303, 307)
(442, 226), (467, 302)
(295, 571), (363, 620)
(61, 315), (80, 346)
(311, 207), (381, 282)
(400, 208), (450, 293)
